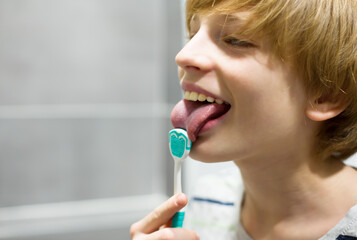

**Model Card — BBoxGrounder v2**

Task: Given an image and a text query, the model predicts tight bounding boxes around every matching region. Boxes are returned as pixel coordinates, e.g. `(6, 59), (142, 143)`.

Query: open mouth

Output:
(171, 90), (231, 142)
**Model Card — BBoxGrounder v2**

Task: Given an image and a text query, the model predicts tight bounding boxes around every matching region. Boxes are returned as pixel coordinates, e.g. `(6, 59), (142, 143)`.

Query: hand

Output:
(130, 193), (199, 240)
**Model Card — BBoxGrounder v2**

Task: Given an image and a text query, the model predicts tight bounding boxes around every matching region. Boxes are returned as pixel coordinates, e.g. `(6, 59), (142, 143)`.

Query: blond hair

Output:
(185, 0), (357, 161)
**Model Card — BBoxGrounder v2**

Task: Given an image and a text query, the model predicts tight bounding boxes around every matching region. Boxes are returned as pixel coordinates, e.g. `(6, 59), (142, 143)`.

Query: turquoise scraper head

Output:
(169, 128), (192, 160)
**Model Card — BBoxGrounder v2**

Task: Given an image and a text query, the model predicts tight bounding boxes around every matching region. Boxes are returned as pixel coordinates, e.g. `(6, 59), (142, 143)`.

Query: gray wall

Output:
(0, 0), (183, 239)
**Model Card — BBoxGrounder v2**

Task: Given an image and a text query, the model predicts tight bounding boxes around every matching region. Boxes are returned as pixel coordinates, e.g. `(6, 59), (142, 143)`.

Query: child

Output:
(130, 0), (357, 239)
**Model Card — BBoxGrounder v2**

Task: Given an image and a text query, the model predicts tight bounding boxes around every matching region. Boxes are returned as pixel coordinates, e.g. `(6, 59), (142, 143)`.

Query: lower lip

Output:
(196, 110), (230, 138)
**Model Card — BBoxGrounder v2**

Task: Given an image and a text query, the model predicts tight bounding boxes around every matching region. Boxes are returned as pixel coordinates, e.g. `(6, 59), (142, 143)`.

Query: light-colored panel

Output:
(0, 114), (169, 207)
(0, 194), (167, 239)
(0, 0), (164, 105)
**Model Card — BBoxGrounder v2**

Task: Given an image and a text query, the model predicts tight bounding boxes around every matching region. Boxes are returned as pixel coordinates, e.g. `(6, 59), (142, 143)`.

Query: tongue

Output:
(171, 100), (230, 142)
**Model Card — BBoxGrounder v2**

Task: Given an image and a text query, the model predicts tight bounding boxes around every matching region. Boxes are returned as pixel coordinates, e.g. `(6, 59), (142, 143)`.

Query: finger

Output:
(159, 217), (173, 230)
(131, 194), (187, 234)
(147, 228), (199, 240)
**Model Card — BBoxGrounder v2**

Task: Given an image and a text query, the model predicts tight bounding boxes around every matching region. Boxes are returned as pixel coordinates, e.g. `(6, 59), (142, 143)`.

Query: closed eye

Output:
(223, 36), (254, 48)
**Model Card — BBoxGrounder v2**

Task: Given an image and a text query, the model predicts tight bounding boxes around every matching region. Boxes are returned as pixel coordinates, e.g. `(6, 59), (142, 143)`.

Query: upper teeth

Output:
(184, 91), (224, 104)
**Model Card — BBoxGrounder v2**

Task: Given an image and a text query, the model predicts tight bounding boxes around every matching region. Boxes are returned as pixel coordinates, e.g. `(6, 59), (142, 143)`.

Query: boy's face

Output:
(172, 12), (315, 163)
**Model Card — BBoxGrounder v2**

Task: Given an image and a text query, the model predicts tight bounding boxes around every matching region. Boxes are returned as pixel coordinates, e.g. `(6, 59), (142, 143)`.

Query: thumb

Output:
(131, 193), (188, 235)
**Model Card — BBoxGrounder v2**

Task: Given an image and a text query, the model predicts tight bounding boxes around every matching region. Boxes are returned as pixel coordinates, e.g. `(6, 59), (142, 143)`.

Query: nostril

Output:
(186, 65), (201, 71)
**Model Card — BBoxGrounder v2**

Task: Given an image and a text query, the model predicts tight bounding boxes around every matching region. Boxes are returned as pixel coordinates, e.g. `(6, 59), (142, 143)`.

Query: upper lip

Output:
(181, 82), (230, 104)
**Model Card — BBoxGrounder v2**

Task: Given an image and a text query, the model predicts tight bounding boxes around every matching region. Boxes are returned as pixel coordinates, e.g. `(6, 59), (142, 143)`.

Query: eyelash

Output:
(187, 33), (254, 49)
(222, 36), (254, 48)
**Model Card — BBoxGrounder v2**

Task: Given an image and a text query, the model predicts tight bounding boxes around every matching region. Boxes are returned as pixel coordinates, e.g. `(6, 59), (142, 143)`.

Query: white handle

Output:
(174, 158), (182, 195)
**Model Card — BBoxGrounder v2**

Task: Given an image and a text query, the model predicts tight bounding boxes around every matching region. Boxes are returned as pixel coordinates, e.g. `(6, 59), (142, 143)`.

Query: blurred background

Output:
(0, 0), (185, 239)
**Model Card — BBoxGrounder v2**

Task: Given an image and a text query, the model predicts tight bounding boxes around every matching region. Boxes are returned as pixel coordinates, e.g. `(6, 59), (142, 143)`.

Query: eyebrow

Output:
(188, 12), (248, 35)
(218, 14), (247, 35)
(190, 13), (245, 25)
(223, 13), (247, 25)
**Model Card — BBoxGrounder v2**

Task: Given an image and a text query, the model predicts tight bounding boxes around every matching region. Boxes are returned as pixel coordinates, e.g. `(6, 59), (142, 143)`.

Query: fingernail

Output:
(175, 193), (187, 206)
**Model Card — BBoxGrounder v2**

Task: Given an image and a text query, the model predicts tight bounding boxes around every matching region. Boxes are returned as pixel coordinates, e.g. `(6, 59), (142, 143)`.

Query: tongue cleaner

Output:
(169, 128), (192, 228)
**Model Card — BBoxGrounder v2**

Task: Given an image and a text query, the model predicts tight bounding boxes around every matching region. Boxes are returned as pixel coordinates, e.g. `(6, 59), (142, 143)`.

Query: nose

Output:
(175, 32), (215, 73)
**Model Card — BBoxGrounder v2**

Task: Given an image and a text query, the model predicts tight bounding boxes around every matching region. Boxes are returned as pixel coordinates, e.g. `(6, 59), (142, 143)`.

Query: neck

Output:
(235, 153), (357, 240)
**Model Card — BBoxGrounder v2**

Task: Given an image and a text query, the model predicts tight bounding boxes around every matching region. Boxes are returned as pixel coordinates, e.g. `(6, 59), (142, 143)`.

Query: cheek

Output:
(226, 57), (305, 115)
(226, 61), (308, 137)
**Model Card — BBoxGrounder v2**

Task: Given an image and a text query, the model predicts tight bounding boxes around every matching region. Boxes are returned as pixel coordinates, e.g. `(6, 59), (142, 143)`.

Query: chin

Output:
(189, 138), (235, 163)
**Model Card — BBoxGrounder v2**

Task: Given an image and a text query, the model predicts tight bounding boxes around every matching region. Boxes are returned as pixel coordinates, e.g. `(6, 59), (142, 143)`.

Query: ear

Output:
(306, 93), (350, 121)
